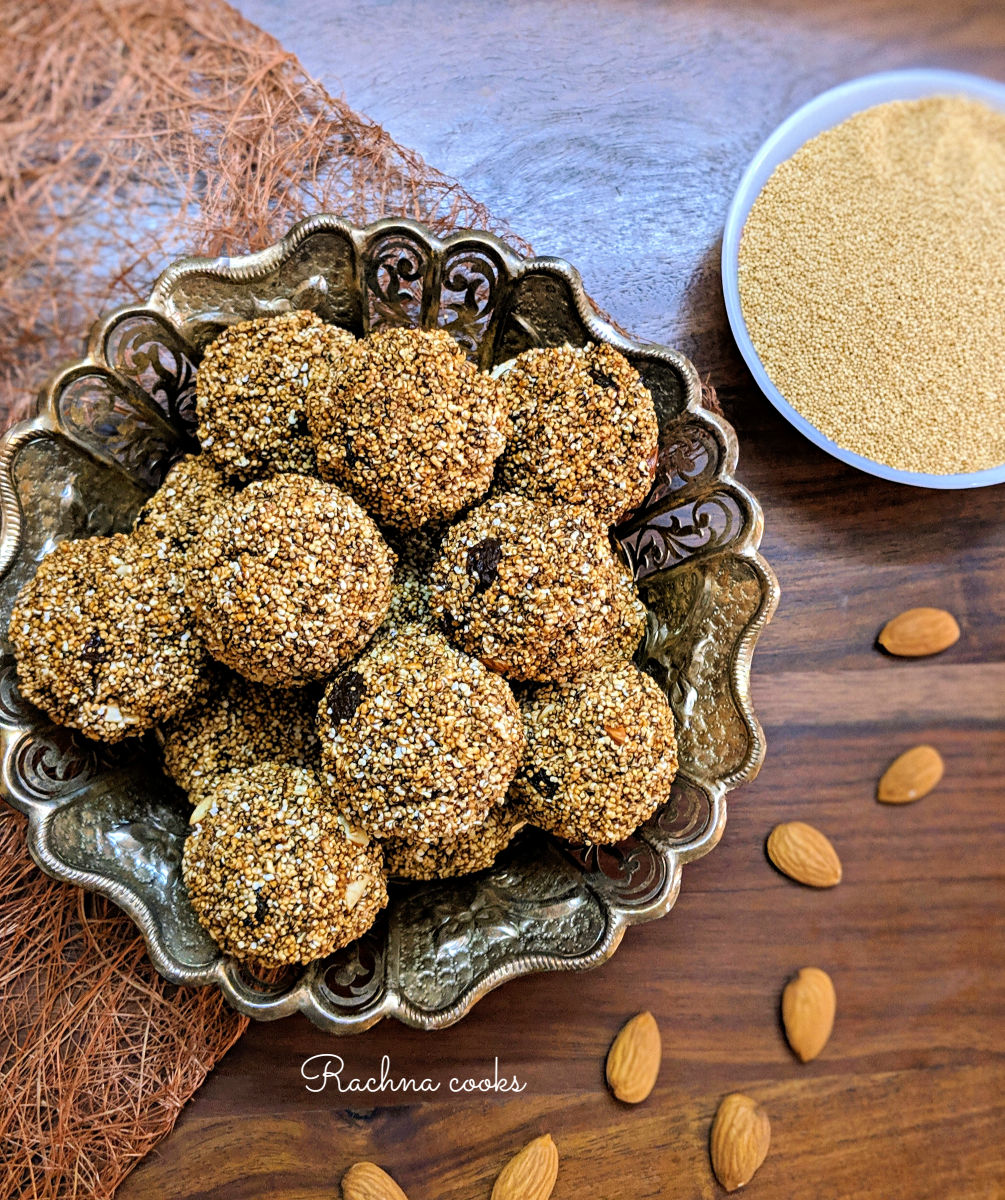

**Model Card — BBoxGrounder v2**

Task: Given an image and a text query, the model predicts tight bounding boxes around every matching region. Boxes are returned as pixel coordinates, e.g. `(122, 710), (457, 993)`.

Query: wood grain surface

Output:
(120, 1), (1004, 1197)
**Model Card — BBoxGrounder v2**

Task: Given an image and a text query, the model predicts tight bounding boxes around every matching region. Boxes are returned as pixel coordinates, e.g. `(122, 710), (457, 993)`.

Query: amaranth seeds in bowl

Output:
(738, 95), (1005, 476)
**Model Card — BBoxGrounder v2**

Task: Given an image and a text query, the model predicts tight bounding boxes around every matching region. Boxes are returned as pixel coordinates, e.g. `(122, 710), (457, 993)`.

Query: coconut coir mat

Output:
(0, 2), (525, 1196)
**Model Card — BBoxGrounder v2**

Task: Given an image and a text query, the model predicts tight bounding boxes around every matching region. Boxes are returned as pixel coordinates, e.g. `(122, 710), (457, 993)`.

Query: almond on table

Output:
(781, 967), (836, 1062)
(341, 1160), (410, 1200)
(877, 607), (960, 657)
(766, 821), (842, 888)
(491, 1134), (559, 1200)
(606, 1010), (662, 1104)
(710, 1092), (771, 1193)
(878, 745), (944, 803)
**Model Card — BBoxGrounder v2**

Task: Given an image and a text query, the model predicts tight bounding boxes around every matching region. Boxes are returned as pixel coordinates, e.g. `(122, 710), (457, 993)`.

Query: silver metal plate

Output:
(0, 216), (779, 1033)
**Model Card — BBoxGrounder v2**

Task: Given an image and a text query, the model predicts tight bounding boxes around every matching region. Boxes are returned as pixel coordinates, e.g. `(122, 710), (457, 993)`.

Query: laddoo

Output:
(185, 474), (394, 685)
(383, 807), (526, 881)
(428, 492), (642, 682)
(161, 669), (320, 797)
(133, 453), (236, 551)
(511, 662), (678, 844)
(183, 763), (387, 968)
(498, 342), (659, 523)
(604, 559), (648, 664)
(196, 310), (354, 482)
(9, 532), (210, 742)
(318, 628), (525, 841)
(308, 326), (509, 529)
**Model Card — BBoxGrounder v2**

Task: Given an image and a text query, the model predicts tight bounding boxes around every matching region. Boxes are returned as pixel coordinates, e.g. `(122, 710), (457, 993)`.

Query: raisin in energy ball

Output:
(182, 764), (387, 969)
(9, 533), (210, 742)
(511, 662), (678, 845)
(308, 326), (509, 529)
(383, 807), (526, 881)
(133, 453), (236, 551)
(161, 670), (320, 797)
(196, 310), (354, 482)
(318, 628), (525, 841)
(186, 474), (394, 685)
(498, 342), (659, 523)
(428, 493), (642, 682)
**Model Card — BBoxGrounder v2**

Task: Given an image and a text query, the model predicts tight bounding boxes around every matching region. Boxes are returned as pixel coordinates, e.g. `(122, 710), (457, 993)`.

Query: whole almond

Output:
(878, 607), (960, 657)
(781, 967), (836, 1062)
(491, 1134), (559, 1200)
(878, 745), (944, 804)
(342, 1162), (409, 1200)
(606, 1010), (661, 1103)
(710, 1093), (770, 1192)
(766, 821), (842, 887)
(604, 722), (628, 746)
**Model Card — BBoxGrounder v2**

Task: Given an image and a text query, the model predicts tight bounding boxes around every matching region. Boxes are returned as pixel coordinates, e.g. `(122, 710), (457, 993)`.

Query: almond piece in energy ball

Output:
(8, 531), (211, 742)
(511, 662), (678, 845)
(182, 763), (387, 969)
(498, 341), (659, 524)
(318, 627), (525, 841)
(307, 326), (510, 530)
(196, 309), (355, 483)
(160, 669), (321, 798)
(382, 807), (526, 881)
(185, 473), (394, 686)
(428, 492), (643, 683)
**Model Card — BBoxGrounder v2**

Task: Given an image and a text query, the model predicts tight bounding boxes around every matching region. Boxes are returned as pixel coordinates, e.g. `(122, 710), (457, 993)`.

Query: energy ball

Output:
(196, 310), (354, 482)
(318, 628), (525, 841)
(511, 662), (678, 845)
(380, 517), (445, 582)
(308, 326), (509, 529)
(383, 808), (526, 881)
(9, 533), (210, 742)
(160, 669), (320, 797)
(183, 763), (387, 969)
(376, 573), (434, 642)
(428, 493), (642, 682)
(133, 454), (236, 551)
(498, 342), (659, 523)
(604, 560), (648, 665)
(186, 474), (394, 685)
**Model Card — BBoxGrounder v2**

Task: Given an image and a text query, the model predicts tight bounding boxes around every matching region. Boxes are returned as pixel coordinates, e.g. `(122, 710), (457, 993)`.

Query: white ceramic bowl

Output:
(722, 68), (1005, 490)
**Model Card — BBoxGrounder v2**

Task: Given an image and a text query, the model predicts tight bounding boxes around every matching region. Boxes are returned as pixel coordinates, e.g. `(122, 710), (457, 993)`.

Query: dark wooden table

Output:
(120, 2), (1005, 1196)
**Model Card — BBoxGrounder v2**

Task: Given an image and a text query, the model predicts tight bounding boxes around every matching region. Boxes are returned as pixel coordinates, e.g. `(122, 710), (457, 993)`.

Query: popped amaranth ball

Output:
(9, 532), (210, 742)
(133, 454), (236, 551)
(308, 326), (510, 529)
(373, 574), (434, 643)
(196, 310), (354, 482)
(428, 492), (642, 682)
(511, 662), (678, 845)
(382, 807), (526, 881)
(369, 521), (444, 641)
(604, 559), (648, 664)
(182, 763), (387, 969)
(185, 474), (394, 686)
(498, 342), (659, 523)
(318, 627), (525, 841)
(160, 669), (320, 797)
(380, 517), (446, 584)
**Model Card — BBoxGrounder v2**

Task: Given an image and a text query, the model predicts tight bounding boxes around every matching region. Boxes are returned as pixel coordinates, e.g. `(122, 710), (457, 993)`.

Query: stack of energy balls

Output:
(8, 311), (679, 971)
